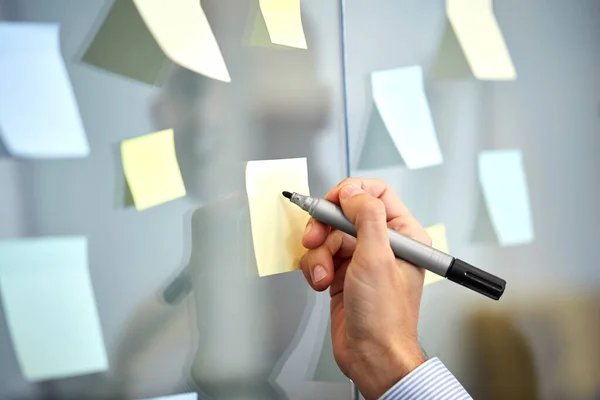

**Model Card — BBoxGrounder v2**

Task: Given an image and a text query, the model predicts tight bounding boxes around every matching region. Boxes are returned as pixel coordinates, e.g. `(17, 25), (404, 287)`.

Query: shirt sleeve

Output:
(378, 357), (472, 400)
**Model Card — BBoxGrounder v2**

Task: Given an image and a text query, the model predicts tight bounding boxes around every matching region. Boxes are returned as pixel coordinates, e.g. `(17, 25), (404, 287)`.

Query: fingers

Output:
(338, 185), (392, 261)
(300, 230), (357, 291)
(325, 178), (412, 222)
(302, 218), (330, 250)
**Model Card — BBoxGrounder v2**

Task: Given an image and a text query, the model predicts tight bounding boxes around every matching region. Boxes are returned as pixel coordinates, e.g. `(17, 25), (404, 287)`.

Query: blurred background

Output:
(0, 0), (599, 399)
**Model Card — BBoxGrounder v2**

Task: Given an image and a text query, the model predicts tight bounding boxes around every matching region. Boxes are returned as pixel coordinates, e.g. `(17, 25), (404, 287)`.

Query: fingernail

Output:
(304, 222), (313, 236)
(340, 184), (364, 199)
(312, 265), (327, 283)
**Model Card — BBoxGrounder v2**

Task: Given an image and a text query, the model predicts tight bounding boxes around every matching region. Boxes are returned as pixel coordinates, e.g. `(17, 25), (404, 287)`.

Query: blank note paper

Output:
(133, 0), (230, 82)
(140, 393), (197, 400)
(121, 129), (186, 211)
(424, 224), (449, 286)
(259, 0), (307, 49)
(82, 0), (170, 86)
(478, 149), (534, 246)
(447, 0), (516, 80)
(0, 22), (89, 158)
(246, 158), (310, 277)
(370, 66), (443, 170)
(0, 237), (108, 381)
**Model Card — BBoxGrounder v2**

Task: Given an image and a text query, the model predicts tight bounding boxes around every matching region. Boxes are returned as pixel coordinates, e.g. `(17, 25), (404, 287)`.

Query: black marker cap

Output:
(446, 258), (506, 300)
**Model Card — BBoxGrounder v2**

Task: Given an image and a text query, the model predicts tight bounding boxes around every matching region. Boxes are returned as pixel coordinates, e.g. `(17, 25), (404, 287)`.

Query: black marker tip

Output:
(282, 191), (292, 199)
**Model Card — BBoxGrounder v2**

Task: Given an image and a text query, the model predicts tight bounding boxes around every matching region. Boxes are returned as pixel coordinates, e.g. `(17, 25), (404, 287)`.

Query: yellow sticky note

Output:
(245, 158), (310, 277)
(259, 0), (307, 49)
(424, 224), (449, 286)
(447, 0), (516, 80)
(132, 0), (230, 82)
(121, 129), (186, 211)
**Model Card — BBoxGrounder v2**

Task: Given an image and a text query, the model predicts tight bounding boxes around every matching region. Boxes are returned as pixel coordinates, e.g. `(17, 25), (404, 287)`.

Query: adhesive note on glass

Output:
(259, 0), (307, 49)
(82, 0), (170, 86)
(370, 66), (443, 170)
(245, 158), (310, 277)
(0, 22), (89, 158)
(133, 0), (230, 82)
(424, 224), (449, 286)
(0, 237), (108, 381)
(478, 149), (534, 246)
(447, 0), (516, 80)
(357, 106), (406, 170)
(139, 393), (197, 400)
(121, 129), (186, 211)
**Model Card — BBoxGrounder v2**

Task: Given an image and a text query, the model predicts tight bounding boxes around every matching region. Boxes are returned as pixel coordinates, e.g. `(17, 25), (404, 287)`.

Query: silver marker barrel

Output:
(282, 191), (506, 300)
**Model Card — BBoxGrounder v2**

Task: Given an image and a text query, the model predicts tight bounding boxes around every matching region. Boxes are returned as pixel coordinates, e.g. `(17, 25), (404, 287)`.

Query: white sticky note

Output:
(447, 0), (516, 80)
(245, 158), (310, 277)
(133, 0), (230, 82)
(259, 0), (307, 49)
(371, 66), (443, 170)
(139, 393), (197, 400)
(478, 149), (534, 246)
(0, 237), (108, 381)
(424, 224), (450, 286)
(0, 22), (89, 158)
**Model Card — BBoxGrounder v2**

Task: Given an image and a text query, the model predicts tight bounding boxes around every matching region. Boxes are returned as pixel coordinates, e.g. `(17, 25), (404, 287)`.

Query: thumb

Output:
(339, 184), (392, 264)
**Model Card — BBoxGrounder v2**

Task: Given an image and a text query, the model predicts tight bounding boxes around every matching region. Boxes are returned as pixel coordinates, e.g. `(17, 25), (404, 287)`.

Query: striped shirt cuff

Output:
(378, 357), (472, 400)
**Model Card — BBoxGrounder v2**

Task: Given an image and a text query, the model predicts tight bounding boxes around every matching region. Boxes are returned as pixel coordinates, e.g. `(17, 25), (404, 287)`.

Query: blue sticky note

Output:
(370, 66), (443, 169)
(478, 149), (535, 246)
(0, 22), (89, 158)
(140, 394), (198, 400)
(0, 237), (108, 381)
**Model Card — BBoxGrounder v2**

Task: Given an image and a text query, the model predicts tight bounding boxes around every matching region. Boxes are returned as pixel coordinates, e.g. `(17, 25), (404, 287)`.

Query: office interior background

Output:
(0, 0), (599, 399)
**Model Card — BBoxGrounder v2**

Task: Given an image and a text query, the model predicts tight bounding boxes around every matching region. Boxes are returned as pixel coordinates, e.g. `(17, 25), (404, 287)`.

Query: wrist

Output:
(349, 342), (426, 400)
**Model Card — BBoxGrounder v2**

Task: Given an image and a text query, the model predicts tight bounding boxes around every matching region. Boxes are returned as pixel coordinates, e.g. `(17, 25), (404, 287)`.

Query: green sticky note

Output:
(0, 237), (108, 381)
(82, 0), (170, 86)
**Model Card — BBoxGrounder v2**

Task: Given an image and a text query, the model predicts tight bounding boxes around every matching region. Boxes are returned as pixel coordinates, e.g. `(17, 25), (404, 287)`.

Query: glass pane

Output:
(344, 0), (600, 399)
(0, 0), (350, 398)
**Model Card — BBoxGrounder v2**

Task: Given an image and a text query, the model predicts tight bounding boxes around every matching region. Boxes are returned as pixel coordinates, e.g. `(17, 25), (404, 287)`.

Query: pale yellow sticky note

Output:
(245, 158), (310, 277)
(259, 0), (307, 49)
(447, 0), (516, 80)
(132, 0), (230, 82)
(121, 129), (186, 211)
(424, 224), (449, 286)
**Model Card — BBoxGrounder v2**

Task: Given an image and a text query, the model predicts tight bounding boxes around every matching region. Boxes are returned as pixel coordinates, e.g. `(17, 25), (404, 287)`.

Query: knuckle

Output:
(356, 198), (386, 223)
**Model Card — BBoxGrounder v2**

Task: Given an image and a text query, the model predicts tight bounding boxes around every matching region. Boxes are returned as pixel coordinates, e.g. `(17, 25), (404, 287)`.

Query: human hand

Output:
(300, 178), (430, 400)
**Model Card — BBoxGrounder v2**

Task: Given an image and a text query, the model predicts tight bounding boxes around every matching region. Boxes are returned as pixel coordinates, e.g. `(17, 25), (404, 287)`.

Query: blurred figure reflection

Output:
(151, 18), (330, 396)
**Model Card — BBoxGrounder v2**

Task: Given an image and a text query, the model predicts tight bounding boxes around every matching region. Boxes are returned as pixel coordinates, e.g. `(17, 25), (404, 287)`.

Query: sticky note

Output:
(447, 0), (517, 80)
(121, 129), (186, 211)
(424, 224), (450, 286)
(139, 393), (197, 400)
(0, 237), (108, 381)
(82, 0), (170, 86)
(370, 66), (443, 170)
(245, 158), (310, 277)
(132, 0), (230, 82)
(478, 149), (534, 246)
(357, 106), (406, 170)
(259, 0), (307, 49)
(0, 22), (89, 158)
